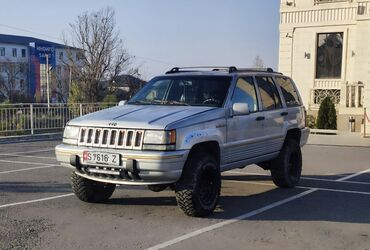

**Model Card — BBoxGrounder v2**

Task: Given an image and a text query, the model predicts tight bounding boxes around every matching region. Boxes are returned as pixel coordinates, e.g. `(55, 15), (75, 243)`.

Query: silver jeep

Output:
(55, 66), (309, 217)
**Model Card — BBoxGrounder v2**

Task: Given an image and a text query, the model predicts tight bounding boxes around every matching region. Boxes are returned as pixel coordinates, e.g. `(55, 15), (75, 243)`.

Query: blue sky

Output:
(0, 0), (280, 80)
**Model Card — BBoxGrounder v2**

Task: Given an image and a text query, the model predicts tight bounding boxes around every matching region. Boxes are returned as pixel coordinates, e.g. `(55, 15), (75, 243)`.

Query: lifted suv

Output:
(56, 66), (309, 217)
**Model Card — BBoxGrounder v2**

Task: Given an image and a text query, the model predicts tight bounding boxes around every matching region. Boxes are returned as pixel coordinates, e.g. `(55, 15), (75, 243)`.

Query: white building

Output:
(279, 0), (370, 133)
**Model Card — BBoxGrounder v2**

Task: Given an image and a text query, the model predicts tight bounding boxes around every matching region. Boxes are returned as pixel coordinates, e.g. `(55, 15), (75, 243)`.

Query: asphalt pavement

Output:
(0, 140), (369, 250)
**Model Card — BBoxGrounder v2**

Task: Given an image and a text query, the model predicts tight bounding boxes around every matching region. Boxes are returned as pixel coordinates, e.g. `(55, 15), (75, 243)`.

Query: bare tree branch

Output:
(64, 7), (134, 102)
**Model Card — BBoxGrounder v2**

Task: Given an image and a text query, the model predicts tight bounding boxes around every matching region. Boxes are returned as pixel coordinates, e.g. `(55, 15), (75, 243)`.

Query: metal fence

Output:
(0, 103), (116, 136)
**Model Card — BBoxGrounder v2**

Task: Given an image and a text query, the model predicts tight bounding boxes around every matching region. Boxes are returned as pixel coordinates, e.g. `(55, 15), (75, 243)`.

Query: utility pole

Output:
(46, 54), (50, 108)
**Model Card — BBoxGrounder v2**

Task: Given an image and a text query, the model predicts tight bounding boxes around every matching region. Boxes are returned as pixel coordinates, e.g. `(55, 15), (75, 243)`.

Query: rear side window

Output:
(255, 76), (282, 110)
(232, 77), (258, 113)
(275, 77), (301, 107)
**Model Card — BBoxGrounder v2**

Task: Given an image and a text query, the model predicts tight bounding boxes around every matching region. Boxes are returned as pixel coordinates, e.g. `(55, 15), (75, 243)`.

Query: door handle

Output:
(256, 116), (265, 121)
(280, 112), (289, 116)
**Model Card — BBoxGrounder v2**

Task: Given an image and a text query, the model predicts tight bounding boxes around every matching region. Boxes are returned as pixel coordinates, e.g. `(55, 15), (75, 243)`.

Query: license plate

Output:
(82, 151), (120, 166)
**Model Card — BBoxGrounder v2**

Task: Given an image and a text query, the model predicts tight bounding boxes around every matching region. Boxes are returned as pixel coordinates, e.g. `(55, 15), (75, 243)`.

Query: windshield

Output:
(128, 75), (232, 107)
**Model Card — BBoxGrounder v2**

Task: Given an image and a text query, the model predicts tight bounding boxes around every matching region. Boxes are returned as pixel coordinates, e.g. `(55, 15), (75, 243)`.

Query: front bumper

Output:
(300, 127), (310, 147)
(55, 144), (189, 185)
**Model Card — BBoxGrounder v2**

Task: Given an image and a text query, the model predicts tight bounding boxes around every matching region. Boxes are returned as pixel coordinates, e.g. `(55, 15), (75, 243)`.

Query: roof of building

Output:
(0, 34), (66, 48)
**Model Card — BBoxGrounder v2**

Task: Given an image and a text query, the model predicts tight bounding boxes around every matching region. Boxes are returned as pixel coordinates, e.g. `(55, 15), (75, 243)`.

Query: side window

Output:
(275, 77), (301, 107)
(255, 76), (282, 111)
(232, 77), (258, 113)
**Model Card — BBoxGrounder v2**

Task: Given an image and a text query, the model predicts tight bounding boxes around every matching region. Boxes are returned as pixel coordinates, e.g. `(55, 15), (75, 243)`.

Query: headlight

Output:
(143, 130), (176, 151)
(63, 125), (80, 139)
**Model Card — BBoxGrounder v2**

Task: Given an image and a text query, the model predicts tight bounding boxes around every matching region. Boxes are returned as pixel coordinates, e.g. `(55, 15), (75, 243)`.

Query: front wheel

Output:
(71, 172), (116, 203)
(175, 153), (221, 217)
(270, 140), (302, 188)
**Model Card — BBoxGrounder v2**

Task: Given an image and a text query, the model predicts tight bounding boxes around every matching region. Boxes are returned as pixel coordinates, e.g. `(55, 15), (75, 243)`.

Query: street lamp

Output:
(46, 54), (50, 108)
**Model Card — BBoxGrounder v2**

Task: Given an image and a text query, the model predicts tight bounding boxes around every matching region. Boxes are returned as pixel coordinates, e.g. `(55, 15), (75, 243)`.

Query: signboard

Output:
(34, 43), (56, 67)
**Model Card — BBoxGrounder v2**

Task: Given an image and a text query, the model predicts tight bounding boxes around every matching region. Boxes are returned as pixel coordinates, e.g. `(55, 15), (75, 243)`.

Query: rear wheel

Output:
(71, 172), (116, 203)
(270, 140), (302, 188)
(175, 153), (221, 217)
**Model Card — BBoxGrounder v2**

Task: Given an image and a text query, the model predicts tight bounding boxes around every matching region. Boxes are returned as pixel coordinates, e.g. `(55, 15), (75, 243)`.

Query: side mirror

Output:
(232, 103), (250, 116)
(118, 100), (127, 106)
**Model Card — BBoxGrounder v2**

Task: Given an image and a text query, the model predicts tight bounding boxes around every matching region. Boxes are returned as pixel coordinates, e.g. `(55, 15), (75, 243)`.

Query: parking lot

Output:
(0, 140), (369, 250)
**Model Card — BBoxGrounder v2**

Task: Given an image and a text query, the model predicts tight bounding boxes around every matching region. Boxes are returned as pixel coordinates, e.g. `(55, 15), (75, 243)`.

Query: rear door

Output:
(225, 76), (265, 164)
(255, 76), (286, 154)
(274, 76), (303, 128)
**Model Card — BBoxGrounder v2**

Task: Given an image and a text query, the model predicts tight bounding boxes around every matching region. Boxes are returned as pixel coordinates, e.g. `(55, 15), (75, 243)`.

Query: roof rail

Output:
(165, 66), (281, 74)
(235, 68), (276, 73)
(166, 66), (237, 74)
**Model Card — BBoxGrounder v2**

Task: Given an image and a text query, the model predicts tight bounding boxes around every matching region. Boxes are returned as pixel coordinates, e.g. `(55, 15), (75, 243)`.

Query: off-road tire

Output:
(270, 140), (302, 188)
(71, 172), (116, 203)
(175, 153), (221, 217)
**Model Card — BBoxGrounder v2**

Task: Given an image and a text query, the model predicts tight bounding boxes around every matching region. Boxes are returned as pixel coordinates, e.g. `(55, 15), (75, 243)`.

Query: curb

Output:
(306, 143), (370, 148)
(0, 133), (62, 144)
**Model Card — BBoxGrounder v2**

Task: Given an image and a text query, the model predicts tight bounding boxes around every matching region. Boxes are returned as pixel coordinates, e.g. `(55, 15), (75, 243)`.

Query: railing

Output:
(314, 0), (349, 4)
(0, 103), (117, 136)
(314, 79), (343, 89)
(346, 82), (364, 108)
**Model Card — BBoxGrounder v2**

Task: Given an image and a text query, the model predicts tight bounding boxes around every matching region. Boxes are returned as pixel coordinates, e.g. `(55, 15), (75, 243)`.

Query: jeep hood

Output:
(68, 105), (220, 129)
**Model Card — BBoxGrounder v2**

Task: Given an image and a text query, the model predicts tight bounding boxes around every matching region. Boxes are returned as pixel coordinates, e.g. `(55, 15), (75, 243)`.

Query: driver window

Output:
(232, 77), (258, 113)
(144, 80), (171, 101)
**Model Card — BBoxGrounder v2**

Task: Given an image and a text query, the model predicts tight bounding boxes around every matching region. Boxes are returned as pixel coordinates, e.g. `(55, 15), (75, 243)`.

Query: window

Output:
(56, 66), (62, 75)
(76, 51), (84, 61)
(20, 79), (25, 90)
(59, 51), (63, 60)
(0, 47), (5, 56)
(275, 77), (301, 107)
(12, 48), (17, 57)
(256, 76), (282, 110)
(19, 64), (25, 73)
(21, 49), (26, 58)
(232, 77), (258, 113)
(316, 32), (343, 79)
(0, 64), (5, 72)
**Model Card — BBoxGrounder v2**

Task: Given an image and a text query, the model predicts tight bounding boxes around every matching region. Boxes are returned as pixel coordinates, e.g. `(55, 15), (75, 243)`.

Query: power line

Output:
(0, 23), (178, 67)
(134, 55), (178, 66)
(0, 23), (62, 42)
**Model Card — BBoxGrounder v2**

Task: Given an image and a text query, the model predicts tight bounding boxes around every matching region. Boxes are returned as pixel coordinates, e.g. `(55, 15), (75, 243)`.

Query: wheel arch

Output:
(284, 128), (301, 145)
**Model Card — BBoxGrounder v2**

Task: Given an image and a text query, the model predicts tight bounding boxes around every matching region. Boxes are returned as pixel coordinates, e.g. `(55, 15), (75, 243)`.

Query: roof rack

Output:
(165, 66), (281, 74)
(166, 66), (237, 74)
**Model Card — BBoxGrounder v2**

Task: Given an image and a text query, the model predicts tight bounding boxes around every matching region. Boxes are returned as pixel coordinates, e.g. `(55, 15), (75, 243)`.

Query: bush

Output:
(316, 97), (337, 129)
(306, 114), (316, 129)
(101, 94), (118, 108)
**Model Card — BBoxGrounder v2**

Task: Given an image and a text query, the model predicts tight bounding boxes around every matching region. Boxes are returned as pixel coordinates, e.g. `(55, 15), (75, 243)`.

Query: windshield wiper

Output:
(127, 100), (152, 105)
(163, 100), (190, 106)
(128, 100), (190, 106)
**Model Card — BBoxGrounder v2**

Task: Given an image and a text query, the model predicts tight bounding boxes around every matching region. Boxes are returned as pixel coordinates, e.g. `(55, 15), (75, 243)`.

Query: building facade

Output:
(279, 0), (370, 133)
(0, 34), (79, 103)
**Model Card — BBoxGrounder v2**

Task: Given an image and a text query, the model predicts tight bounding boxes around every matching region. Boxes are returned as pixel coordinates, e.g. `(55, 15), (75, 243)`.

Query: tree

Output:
(252, 56), (265, 69)
(64, 7), (136, 102)
(0, 60), (29, 102)
(67, 81), (84, 104)
(316, 97), (337, 129)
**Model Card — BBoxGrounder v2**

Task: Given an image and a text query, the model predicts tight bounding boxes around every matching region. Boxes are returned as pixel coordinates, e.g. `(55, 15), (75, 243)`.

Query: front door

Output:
(225, 76), (265, 164)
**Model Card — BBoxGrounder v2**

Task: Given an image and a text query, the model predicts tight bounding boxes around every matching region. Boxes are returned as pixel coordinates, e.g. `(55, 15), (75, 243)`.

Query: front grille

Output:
(78, 127), (144, 150)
